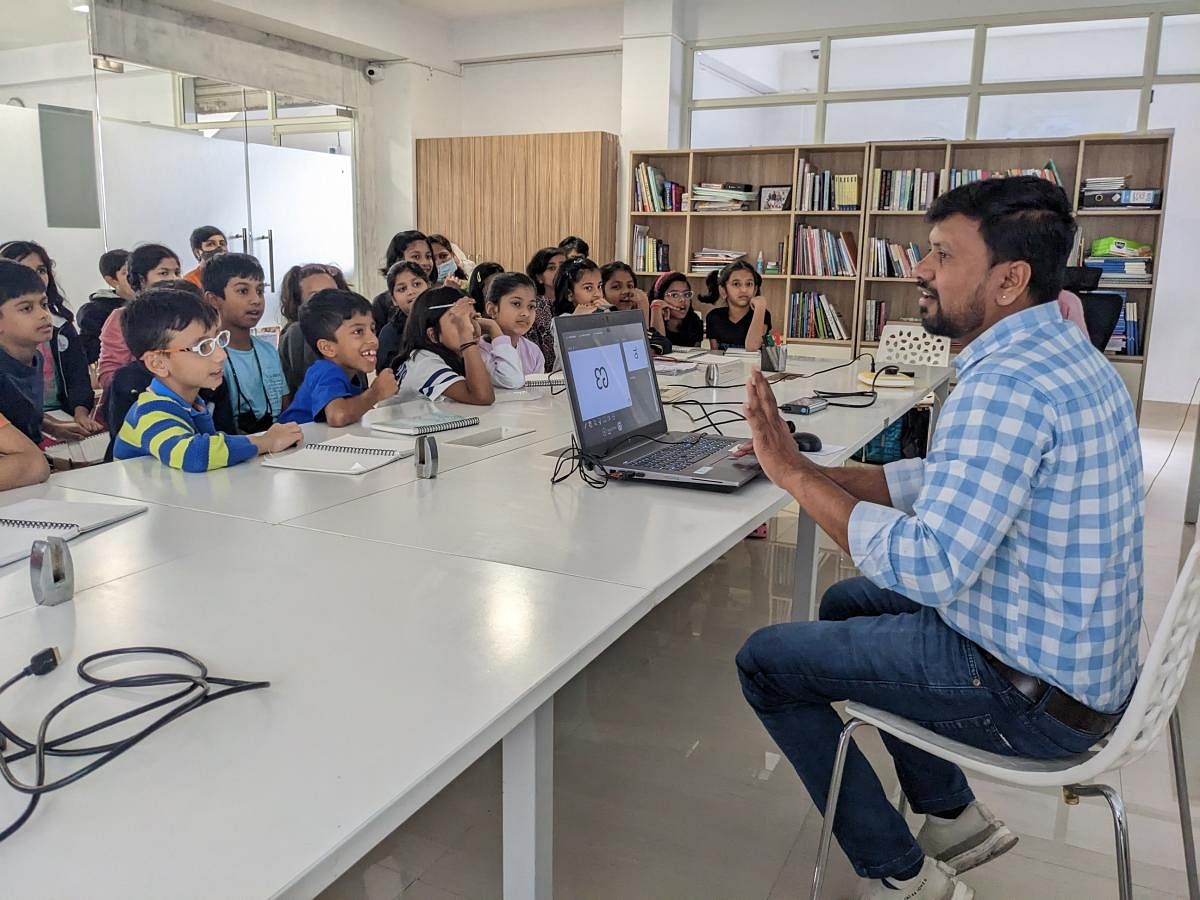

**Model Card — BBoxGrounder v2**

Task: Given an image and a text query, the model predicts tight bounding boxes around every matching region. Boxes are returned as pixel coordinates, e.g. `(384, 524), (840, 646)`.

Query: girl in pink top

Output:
(477, 273), (545, 389)
(97, 244), (182, 388)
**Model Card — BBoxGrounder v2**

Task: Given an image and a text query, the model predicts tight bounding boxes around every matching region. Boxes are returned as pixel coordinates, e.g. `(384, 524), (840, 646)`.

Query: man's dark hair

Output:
(190, 226), (226, 253)
(926, 175), (1075, 305)
(121, 288), (219, 357)
(0, 259), (46, 305)
(99, 249), (129, 281)
(299, 289), (373, 353)
(201, 252), (264, 296)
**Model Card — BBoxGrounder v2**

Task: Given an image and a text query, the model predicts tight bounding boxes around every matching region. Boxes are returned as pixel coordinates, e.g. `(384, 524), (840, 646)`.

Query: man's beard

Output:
(919, 279), (986, 339)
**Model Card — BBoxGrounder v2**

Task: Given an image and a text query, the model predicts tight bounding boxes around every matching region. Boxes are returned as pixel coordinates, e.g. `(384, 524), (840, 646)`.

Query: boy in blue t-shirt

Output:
(277, 290), (398, 426)
(203, 253), (287, 433)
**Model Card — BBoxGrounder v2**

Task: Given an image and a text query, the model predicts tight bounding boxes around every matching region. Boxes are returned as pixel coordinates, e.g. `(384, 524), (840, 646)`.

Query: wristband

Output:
(459, 341), (479, 353)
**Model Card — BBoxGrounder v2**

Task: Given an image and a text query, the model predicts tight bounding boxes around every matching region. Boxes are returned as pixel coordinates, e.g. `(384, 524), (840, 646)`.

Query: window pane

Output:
(1160, 15), (1200, 75)
(977, 90), (1139, 139)
(824, 97), (967, 143)
(690, 105), (815, 149)
(984, 19), (1147, 82)
(828, 30), (974, 91)
(692, 43), (819, 100)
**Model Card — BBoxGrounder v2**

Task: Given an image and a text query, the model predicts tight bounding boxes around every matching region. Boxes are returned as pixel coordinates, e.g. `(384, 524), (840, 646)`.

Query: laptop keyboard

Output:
(627, 436), (737, 472)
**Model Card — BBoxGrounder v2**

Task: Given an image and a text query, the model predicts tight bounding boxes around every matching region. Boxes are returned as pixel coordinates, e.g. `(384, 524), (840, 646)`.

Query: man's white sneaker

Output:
(916, 801), (1018, 874)
(862, 857), (974, 899)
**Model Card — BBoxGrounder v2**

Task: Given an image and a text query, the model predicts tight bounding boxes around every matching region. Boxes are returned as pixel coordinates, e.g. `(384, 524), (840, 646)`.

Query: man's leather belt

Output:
(980, 649), (1124, 736)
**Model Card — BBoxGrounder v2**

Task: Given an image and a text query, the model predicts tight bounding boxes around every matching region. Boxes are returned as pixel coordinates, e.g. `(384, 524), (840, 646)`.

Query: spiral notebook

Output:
(523, 372), (566, 388)
(261, 434), (414, 475)
(369, 410), (480, 436)
(0, 498), (148, 568)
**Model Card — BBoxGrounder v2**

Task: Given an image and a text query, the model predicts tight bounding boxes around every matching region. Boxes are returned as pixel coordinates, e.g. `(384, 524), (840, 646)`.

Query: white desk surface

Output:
(48, 393), (574, 525)
(0, 483), (269, 620)
(0, 526), (645, 900)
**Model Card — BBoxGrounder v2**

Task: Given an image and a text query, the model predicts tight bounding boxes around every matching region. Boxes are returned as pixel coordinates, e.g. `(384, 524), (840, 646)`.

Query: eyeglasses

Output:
(665, 291), (694, 301)
(158, 330), (230, 358)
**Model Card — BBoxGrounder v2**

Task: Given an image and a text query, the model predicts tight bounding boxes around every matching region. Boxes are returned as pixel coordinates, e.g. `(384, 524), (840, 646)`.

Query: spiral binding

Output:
(0, 518), (77, 531)
(309, 442), (402, 457)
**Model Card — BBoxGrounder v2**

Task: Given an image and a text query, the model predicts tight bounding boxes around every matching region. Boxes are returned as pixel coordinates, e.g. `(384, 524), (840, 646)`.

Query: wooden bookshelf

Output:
(629, 132), (1173, 409)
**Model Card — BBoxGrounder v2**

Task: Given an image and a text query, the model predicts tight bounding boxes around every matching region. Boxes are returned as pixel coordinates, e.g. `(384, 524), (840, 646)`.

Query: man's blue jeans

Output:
(736, 577), (1101, 879)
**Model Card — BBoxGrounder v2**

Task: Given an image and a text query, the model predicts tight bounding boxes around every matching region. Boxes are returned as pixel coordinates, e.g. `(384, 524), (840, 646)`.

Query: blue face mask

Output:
(436, 259), (456, 281)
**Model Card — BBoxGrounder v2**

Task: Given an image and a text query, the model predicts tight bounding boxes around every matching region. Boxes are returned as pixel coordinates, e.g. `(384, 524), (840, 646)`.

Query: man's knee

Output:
(819, 577), (870, 621)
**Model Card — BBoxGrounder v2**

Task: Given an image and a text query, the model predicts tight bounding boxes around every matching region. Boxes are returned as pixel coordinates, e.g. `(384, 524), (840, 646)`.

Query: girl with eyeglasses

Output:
(649, 271), (704, 348)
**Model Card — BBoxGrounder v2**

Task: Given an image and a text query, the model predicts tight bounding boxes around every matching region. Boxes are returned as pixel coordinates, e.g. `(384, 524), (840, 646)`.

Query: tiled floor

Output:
(320, 401), (1200, 899)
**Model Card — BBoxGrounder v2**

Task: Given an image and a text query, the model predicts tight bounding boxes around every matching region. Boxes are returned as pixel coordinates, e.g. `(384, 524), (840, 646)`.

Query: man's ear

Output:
(141, 350), (170, 379)
(316, 337), (338, 360)
(995, 260), (1032, 308)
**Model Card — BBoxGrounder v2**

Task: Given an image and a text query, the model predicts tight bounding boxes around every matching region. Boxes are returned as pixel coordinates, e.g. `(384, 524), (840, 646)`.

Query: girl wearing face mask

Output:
(649, 271), (704, 348)
(372, 230), (434, 331)
(427, 234), (467, 286)
(702, 260), (770, 352)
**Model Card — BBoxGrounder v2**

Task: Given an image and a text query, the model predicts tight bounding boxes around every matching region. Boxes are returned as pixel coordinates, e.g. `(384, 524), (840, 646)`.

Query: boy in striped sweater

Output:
(114, 289), (302, 471)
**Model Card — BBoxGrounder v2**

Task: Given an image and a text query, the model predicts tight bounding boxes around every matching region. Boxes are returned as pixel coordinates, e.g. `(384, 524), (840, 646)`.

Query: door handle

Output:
(253, 229), (276, 291)
(229, 227), (249, 250)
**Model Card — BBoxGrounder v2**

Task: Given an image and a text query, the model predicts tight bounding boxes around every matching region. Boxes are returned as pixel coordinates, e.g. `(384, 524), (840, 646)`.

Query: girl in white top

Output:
(393, 287), (496, 405)
(477, 273), (546, 389)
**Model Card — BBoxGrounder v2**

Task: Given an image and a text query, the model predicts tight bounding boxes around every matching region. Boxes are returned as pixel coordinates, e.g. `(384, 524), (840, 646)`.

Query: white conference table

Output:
(0, 354), (951, 899)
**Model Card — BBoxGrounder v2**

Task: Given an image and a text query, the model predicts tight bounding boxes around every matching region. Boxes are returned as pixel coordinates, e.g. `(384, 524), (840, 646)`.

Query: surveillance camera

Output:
(364, 63), (384, 82)
(809, 48), (820, 61)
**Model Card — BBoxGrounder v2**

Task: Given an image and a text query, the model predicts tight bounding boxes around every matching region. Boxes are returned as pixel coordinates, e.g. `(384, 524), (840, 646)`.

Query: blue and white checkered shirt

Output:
(849, 301), (1143, 711)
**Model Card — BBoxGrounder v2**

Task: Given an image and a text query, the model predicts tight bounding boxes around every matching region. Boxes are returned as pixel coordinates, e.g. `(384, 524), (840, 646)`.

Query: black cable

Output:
(0, 646), (269, 842)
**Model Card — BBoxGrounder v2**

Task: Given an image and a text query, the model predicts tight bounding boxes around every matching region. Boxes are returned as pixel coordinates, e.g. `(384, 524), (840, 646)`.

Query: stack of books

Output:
(1083, 175), (1129, 192)
(1106, 294), (1140, 356)
(691, 182), (756, 211)
(690, 247), (744, 274)
(632, 224), (670, 273)
(870, 168), (942, 212)
(797, 160), (859, 211)
(789, 291), (849, 340)
(1080, 174), (1161, 209)
(634, 162), (684, 212)
(1085, 256), (1152, 287)
(863, 299), (889, 342)
(946, 160), (1062, 190)
(792, 226), (858, 277)
(868, 238), (924, 278)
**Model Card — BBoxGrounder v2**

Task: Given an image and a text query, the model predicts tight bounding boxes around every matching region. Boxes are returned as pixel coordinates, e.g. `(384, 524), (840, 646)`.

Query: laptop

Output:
(556, 310), (762, 492)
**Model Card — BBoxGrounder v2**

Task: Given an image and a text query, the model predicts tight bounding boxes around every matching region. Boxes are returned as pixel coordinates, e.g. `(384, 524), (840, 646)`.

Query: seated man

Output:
(736, 176), (1142, 900)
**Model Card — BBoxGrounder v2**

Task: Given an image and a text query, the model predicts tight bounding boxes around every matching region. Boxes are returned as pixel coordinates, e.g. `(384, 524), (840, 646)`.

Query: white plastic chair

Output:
(811, 541), (1200, 900)
(877, 322), (952, 368)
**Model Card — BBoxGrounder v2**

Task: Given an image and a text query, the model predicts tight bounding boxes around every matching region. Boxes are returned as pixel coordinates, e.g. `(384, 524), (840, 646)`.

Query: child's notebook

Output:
(0, 498), (148, 567)
(260, 434), (414, 475)
(369, 410), (480, 436)
(524, 372), (566, 388)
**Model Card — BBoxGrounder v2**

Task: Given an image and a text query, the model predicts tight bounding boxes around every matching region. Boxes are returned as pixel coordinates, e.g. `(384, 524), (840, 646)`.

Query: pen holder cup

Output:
(760, 346), (788, 373)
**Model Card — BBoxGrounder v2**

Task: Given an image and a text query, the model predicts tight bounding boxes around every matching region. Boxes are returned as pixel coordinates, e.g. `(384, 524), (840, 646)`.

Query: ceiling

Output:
(395, 0), (617, 18)
(0, 3), (88, 52)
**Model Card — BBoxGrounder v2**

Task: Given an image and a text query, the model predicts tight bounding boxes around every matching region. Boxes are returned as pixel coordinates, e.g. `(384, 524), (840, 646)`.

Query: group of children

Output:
(0, 227), (770, 482)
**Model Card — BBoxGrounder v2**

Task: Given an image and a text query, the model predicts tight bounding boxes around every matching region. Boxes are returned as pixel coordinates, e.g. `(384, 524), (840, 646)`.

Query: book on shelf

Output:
(634, 161), (684, 212)
(691, 184), (757, 205)
(1080, 188), (1162, 210)
(632, 223), (671, 273)
(946, 160), (1062, 191)
(863, 299), (888, 343)
(870, 167), (942, 212)
(693, 200), (752, 211)
(1105, 293), (1140, 356)
(792, 225), (858, 277)
(1085, 256), (1153, 287)
(797, 159), (860, 211)
(868, 238), (924, 278)
(1083, 175), (1129, 191)
(788, 291), (849, 341)
(690, 247), (745, 274)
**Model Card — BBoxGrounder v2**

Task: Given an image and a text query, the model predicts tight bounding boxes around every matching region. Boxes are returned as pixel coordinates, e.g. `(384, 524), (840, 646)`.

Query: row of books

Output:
(797, 161), (859, 210)
(862, 299), (890, 343)
(633, 162), (684, 212)
(690, 246), (744, 274)
(870, 168), (942, 212)
(1085, 256), (1153, 287)
(868, 238), (923, 279)
(788, 291), (850, 341)
(946, 161), (1062, 190)
(1107, 295), (1141, 356)
(692, 182), (756, 212)
(632, 224), (670, 273)
(793, 225), (858, 277)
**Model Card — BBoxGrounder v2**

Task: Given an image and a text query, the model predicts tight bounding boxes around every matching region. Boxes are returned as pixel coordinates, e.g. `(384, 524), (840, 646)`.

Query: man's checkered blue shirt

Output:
(850, 301), (1143, 711)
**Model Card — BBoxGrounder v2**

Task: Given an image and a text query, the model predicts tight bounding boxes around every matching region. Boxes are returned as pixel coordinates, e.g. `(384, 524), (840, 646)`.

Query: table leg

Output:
(1186, 407), (1200, 526)
(793, 510), (820, 621)
(503, 698), (553, 899)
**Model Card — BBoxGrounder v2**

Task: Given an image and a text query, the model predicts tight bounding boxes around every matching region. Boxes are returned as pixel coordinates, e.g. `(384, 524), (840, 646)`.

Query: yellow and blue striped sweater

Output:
(114, 378), (257, 472)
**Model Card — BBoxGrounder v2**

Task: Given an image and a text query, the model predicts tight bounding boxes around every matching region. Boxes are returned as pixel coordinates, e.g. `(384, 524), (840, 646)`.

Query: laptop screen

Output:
(556, 310), (666, 456)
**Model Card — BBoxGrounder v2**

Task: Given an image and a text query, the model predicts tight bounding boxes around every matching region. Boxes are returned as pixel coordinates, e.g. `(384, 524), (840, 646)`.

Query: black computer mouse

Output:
(793, 432), (822, 453)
